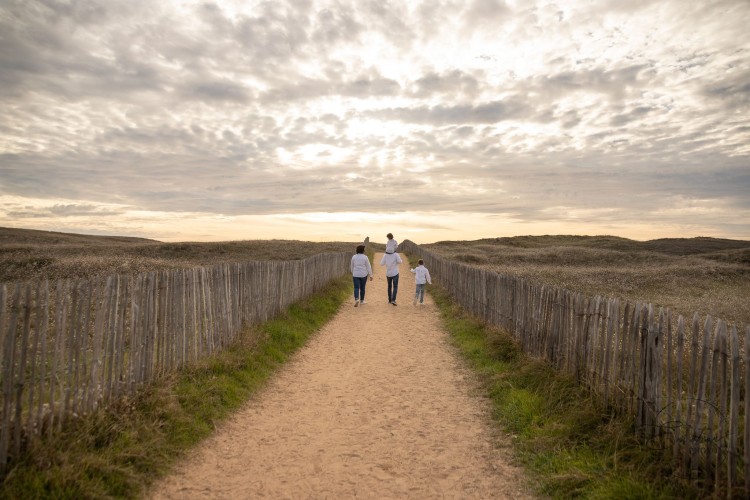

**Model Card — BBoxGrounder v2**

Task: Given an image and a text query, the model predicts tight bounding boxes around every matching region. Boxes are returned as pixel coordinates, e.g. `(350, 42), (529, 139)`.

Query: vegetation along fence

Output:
(0, 252), (349, 472)
(401, 240), (750, 497)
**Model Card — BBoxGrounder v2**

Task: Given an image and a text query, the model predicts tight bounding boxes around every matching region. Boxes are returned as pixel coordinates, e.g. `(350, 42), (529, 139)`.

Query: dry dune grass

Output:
(0, 227), (361, 283)
(425, 235), (750, 328)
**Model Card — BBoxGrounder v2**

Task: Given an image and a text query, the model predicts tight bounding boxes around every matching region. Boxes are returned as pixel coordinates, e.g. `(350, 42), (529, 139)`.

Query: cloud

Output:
(0, 0), (748, 242)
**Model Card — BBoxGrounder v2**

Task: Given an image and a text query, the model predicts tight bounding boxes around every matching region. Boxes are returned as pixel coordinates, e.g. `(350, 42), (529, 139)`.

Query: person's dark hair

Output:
(387, 233), (393, 239)
(356, 245), (366, 254)
(418, 259), (424, 265)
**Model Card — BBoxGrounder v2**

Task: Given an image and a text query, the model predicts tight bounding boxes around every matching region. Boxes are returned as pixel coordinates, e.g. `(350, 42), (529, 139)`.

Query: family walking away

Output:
(380, 250), (403, 306)
(410, 259), (431, 305)
(350, 244), (373, 307)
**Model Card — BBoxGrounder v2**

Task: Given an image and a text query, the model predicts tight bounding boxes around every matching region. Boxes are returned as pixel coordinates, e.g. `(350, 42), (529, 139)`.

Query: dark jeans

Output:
(387, 274), (399, 302)
(353, 276), (367, 300)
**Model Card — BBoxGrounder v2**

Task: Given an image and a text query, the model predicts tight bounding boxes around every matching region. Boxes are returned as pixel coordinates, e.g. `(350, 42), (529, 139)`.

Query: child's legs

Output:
(415, 283), (425, 302)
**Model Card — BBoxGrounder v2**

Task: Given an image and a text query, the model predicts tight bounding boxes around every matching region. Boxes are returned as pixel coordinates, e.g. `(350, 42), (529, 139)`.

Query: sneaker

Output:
(391, 301), (397, 306)
(360, 300), (367, 304)
(354, 300), (359, 307)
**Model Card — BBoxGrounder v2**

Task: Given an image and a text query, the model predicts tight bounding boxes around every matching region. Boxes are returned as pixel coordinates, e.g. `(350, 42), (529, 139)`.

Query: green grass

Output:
(427, 281), (703, 499)
(0, 274), (351, 499)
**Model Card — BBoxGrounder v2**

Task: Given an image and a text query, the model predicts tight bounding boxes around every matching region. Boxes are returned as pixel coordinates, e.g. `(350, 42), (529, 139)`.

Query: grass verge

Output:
(0, 274), (351, 499)
(428, 282), (704, 499)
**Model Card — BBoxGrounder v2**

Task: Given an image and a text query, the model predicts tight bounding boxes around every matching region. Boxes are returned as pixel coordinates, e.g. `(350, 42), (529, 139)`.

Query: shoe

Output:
(354, 300), (359, 307)
(360, 300), (367, 304)
(391, 301), (397, 306)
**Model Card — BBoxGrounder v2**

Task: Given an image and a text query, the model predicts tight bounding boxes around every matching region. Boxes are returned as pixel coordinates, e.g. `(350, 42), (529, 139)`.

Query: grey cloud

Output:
(535, 64), (652, 101)
(703, 68), (750, 108)
(358, 0), (415, 47)
(409, 70), (481, 98)
(48, 204), (123, 217)
(7, 203), (123, 219)
(340, 73), (402, 97)
(185, 80), (252, 103)
(371, 97), (530, 125)
(312, 5), (364, 45)
(609, 106), (656, 127)
(261, 70), (400, 102)
(463, 0), (511, 32)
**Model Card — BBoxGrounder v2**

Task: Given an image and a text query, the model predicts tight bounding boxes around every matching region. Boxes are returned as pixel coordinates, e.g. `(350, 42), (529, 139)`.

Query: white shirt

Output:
(411, 265), (432, 285)
(350, 253), (373, 278)
(379, 252), (403, 277)
(385, 239), (398, 254)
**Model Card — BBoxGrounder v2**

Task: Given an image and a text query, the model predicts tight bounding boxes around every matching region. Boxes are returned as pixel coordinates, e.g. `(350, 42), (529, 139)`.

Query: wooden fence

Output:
(0, 252), (350, 472)
(401, 240), (749, 497)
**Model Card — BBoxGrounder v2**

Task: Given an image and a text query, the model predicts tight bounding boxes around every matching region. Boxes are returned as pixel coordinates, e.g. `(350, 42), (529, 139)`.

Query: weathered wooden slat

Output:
(63, 283), (78, 419)
(602, 298), (617, 406)
(684, 312), (702, 475)
(664, 309), (673, 447)
(713, 321), (728, 491)
(745, 326), (750, 498)
(673, 316), (685, 464)
(691, 316), (713, 477)
(728, 325), (739, 496)
(89, 278), (111, 411)
(104, 275), (119, 402)
(706, 321), (725, 480)
(14, 284), (33, 457)
(35, 281), (49, 435)
(113, 277), (129, 400)
(0, 284), (17, 473)
(50, 280), (69, 434)
(618, 302), (631, 412)
(27, 282), (43, 434)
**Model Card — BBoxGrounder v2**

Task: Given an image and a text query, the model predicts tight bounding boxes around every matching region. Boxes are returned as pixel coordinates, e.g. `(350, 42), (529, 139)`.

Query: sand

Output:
(150, 253), (532, 499)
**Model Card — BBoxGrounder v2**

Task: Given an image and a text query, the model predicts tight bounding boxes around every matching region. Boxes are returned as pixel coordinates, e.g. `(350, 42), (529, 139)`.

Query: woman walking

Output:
(350, 244), (373, 307)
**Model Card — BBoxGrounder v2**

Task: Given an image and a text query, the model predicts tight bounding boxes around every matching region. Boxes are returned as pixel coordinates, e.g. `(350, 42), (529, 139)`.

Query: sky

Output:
(1, 0), (749, 244)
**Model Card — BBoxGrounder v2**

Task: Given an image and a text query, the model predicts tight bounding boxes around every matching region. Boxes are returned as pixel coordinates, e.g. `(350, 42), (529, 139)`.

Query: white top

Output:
(379, 252), (403, 277)
(385, 239), (398, 254)
(350, 253), (373, 278)
(410, 264), (432, 285)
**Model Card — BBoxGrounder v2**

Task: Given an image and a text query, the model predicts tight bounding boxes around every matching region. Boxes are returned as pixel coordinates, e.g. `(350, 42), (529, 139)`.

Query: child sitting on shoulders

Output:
(385, 233), (398, 254)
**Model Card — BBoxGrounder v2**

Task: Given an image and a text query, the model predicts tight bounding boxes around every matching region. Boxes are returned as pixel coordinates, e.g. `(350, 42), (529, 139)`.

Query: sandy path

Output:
(150, 253), (531, 499)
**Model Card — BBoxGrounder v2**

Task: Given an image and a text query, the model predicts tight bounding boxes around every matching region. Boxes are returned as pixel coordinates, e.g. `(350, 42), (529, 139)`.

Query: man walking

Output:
(379, 251), (403, 305)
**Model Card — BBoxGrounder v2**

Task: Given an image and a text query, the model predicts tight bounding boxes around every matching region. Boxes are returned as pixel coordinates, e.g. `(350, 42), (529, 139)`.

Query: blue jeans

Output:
(387, 274), (399, 302)
(353, 276), (367, 300)
(415, 283), (425, 303)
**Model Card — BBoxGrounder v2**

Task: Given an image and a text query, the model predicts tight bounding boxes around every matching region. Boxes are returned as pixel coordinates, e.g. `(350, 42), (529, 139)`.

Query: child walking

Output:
(410, 259), (432, 305)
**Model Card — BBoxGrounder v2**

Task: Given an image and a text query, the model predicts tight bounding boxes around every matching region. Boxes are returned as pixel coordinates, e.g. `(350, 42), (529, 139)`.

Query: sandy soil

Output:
(150, 253), (532, 499)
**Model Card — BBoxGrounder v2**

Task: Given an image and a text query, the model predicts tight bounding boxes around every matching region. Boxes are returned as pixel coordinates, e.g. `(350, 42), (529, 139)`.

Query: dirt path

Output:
(150, 253), (531, 499)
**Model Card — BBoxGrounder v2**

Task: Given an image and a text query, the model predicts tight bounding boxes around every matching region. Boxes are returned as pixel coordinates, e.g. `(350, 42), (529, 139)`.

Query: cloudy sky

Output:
(1, 0), (749, 244)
